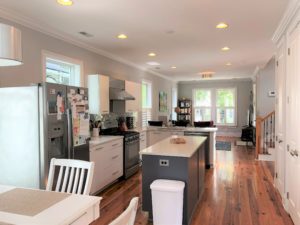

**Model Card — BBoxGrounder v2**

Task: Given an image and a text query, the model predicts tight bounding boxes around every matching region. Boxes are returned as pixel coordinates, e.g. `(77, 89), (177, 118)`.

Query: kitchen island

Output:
(134, 126), (217, 168)
(140, 136), (207, 225)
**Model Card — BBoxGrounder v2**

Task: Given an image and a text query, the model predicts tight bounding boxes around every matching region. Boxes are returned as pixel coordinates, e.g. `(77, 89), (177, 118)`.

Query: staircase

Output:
(255, 111), (275, 161)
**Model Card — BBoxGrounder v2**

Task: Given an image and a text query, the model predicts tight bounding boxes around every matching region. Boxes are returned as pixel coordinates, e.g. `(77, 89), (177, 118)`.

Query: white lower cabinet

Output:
(140, 131), (147, 151)
(89, 139), (123, 194)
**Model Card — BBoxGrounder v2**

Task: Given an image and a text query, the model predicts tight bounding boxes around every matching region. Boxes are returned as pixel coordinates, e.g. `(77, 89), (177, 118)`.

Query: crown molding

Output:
(177, 77), (253, 84)
(0, 7), (173, 81)
(272, 0), (300, 44)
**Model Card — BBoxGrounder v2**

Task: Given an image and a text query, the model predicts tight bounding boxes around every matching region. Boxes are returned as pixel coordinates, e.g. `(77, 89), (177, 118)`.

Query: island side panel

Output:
(187, 150), (199, 224)
(198, 144), (205, 200)
(142, 155), (189, 224)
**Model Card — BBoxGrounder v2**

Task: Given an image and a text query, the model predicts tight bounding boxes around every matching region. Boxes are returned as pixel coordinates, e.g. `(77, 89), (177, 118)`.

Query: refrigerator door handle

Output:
(67, 108), (73, 159)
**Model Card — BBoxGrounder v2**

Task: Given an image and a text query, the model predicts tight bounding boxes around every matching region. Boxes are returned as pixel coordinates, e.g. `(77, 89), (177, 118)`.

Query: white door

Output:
(286, 25), (300, 225)
(275, 40), (286, 197)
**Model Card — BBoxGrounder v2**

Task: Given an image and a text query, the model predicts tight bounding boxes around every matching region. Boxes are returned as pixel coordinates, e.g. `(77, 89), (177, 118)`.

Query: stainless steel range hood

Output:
(109, 78), (135, 101)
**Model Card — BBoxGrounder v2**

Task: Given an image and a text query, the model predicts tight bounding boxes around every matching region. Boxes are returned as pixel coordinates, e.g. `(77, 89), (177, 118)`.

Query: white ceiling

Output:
(0, 0), (288, 81)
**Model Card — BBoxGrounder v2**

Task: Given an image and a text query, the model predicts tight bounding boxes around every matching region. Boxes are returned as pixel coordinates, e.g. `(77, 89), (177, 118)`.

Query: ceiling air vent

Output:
(79, 31), (93, 38)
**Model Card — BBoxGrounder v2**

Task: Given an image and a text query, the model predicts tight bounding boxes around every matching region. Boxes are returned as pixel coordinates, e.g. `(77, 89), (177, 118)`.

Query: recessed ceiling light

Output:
(226, 62), (232, 66)
(57, 0), (73, 6)
(148, 52), (156, 57)
(221, 46), (230, 51)
(171, 66), (177, 69)
(147, 61), (160, 66)
(117, 34), (127, 39)
(216, 23), (228, 29)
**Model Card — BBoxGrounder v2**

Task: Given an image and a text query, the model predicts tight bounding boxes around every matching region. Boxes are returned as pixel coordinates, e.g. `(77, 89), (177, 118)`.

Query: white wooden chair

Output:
(109, 197), (139, 225)
(46, 158), (94, 195)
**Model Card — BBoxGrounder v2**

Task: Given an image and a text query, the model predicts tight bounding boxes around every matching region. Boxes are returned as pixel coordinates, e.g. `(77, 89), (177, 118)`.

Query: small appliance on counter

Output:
(126, 116), (134, 129)
(148, 121), (163, 127)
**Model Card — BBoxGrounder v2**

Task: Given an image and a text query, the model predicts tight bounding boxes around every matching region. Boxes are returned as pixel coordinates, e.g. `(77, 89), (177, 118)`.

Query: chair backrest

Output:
(108, 197), (139, 225)
(46, 158), (94, 195)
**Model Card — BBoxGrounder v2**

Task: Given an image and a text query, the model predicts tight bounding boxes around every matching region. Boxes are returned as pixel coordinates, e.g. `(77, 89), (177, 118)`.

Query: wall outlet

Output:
(159, 159), (169, 167)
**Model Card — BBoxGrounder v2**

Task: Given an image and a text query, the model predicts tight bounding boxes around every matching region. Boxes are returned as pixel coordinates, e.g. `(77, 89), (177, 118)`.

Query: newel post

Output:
(255, 116), (262, 159)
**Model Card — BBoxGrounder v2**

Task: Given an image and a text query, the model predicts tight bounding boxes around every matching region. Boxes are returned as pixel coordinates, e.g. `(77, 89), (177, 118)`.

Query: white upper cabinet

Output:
(125, 81), (141, 112)
(88, 74), (109, 115)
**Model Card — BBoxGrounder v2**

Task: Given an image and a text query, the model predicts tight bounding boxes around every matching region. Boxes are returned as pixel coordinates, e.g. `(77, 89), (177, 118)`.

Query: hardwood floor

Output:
(91, 137), (293, 225)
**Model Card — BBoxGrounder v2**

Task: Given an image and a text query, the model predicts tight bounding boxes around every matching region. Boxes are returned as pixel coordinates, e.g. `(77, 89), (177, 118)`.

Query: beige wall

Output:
(0, 18), (176, 120)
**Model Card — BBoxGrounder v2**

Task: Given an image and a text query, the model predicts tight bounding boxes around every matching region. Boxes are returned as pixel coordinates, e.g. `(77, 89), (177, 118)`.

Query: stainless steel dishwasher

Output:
(184, 131), (211, 169)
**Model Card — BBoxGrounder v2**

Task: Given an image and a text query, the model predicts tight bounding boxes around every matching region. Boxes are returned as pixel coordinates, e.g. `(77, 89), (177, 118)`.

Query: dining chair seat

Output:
(46, 158), (94, 195)
(108, 197), (139, 225)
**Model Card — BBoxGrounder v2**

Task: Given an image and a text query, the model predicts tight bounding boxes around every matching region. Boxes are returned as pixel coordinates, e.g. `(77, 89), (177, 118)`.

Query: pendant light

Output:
(0, 23), (22, 66)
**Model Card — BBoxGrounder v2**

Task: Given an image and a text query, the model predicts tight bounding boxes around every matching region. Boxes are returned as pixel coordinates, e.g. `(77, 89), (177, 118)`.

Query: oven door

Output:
(124, 139), (140, 170)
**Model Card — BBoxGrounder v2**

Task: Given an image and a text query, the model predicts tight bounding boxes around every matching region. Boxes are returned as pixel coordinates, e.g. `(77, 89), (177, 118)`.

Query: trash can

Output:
(150, 179), (185, 225)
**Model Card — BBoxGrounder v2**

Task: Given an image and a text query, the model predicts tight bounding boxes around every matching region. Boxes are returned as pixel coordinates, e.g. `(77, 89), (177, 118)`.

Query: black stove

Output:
(100, 127), (140, 179)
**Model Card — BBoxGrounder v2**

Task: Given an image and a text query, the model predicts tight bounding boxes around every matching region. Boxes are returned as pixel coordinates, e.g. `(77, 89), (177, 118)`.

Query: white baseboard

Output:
(258, 153), (275, 161)
(236, 140), (253, 146)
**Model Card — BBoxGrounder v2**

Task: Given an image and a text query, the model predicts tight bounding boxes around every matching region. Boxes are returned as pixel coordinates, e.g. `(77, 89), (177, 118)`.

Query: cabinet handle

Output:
(95, 147), (104, 151)
(278, 140), (283, 143)
(112, 155), (118, 159)
(102, 110), (108, 113)
(153, 132), (161, 134)
(112, 143), (119, 147)
(112, 171), (119, 176)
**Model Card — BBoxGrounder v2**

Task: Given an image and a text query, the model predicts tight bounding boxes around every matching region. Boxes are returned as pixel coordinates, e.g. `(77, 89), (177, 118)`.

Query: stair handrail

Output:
(262, 111), (275, 121)
(255, 110), (275, 158)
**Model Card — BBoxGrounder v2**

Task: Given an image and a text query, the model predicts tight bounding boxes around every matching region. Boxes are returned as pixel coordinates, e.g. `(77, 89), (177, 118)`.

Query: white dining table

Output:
(0, 185), (102, 225)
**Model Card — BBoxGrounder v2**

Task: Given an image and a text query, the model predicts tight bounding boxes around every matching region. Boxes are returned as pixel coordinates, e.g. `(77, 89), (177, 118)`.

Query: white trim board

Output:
(272, 0), (300, 44)
(0, 7), (173, 82)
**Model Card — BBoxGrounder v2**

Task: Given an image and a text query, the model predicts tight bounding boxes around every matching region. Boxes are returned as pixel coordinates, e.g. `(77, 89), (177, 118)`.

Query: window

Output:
(216, 88), (236, 125)
(142, 81), (152, 127)
(193, 89), (212, 122)
(171, 87), (178, 120)
(193, 88), (237, 126)
(43, 51), (83, 87)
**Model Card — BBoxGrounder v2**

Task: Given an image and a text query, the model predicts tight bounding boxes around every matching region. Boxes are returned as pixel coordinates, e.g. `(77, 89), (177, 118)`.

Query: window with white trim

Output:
(216, 88), (236, 125)
(193, 89), (212, 122)
(171, 87), (178, 120)
(193, 88), (237, 126)
(43, 52), (82, 87)
(142, 81), (152, 127)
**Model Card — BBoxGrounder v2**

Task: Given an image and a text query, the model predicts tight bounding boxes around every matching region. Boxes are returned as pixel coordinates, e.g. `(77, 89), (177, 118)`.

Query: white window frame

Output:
(142, 80), (152, 127)
(193, 89), (213, 122)
(192, 87), (237, 127)
(42, 50), (84, 87)
(215, 88), (237, 126)
(171, 87), (178, 121)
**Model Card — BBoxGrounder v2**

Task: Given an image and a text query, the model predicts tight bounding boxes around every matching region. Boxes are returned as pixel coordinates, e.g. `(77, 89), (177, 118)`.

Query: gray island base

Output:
(141, 136), (207, 225)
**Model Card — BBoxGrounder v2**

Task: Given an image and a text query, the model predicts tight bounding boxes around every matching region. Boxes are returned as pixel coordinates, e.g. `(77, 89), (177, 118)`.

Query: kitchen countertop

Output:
(89, 136), (123, 146)
(131, 126), (218, 132)
(140, 136), (207, 158)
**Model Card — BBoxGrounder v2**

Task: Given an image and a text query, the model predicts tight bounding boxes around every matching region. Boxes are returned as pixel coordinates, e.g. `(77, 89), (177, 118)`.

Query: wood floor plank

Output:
(91, 137), (294, 225)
